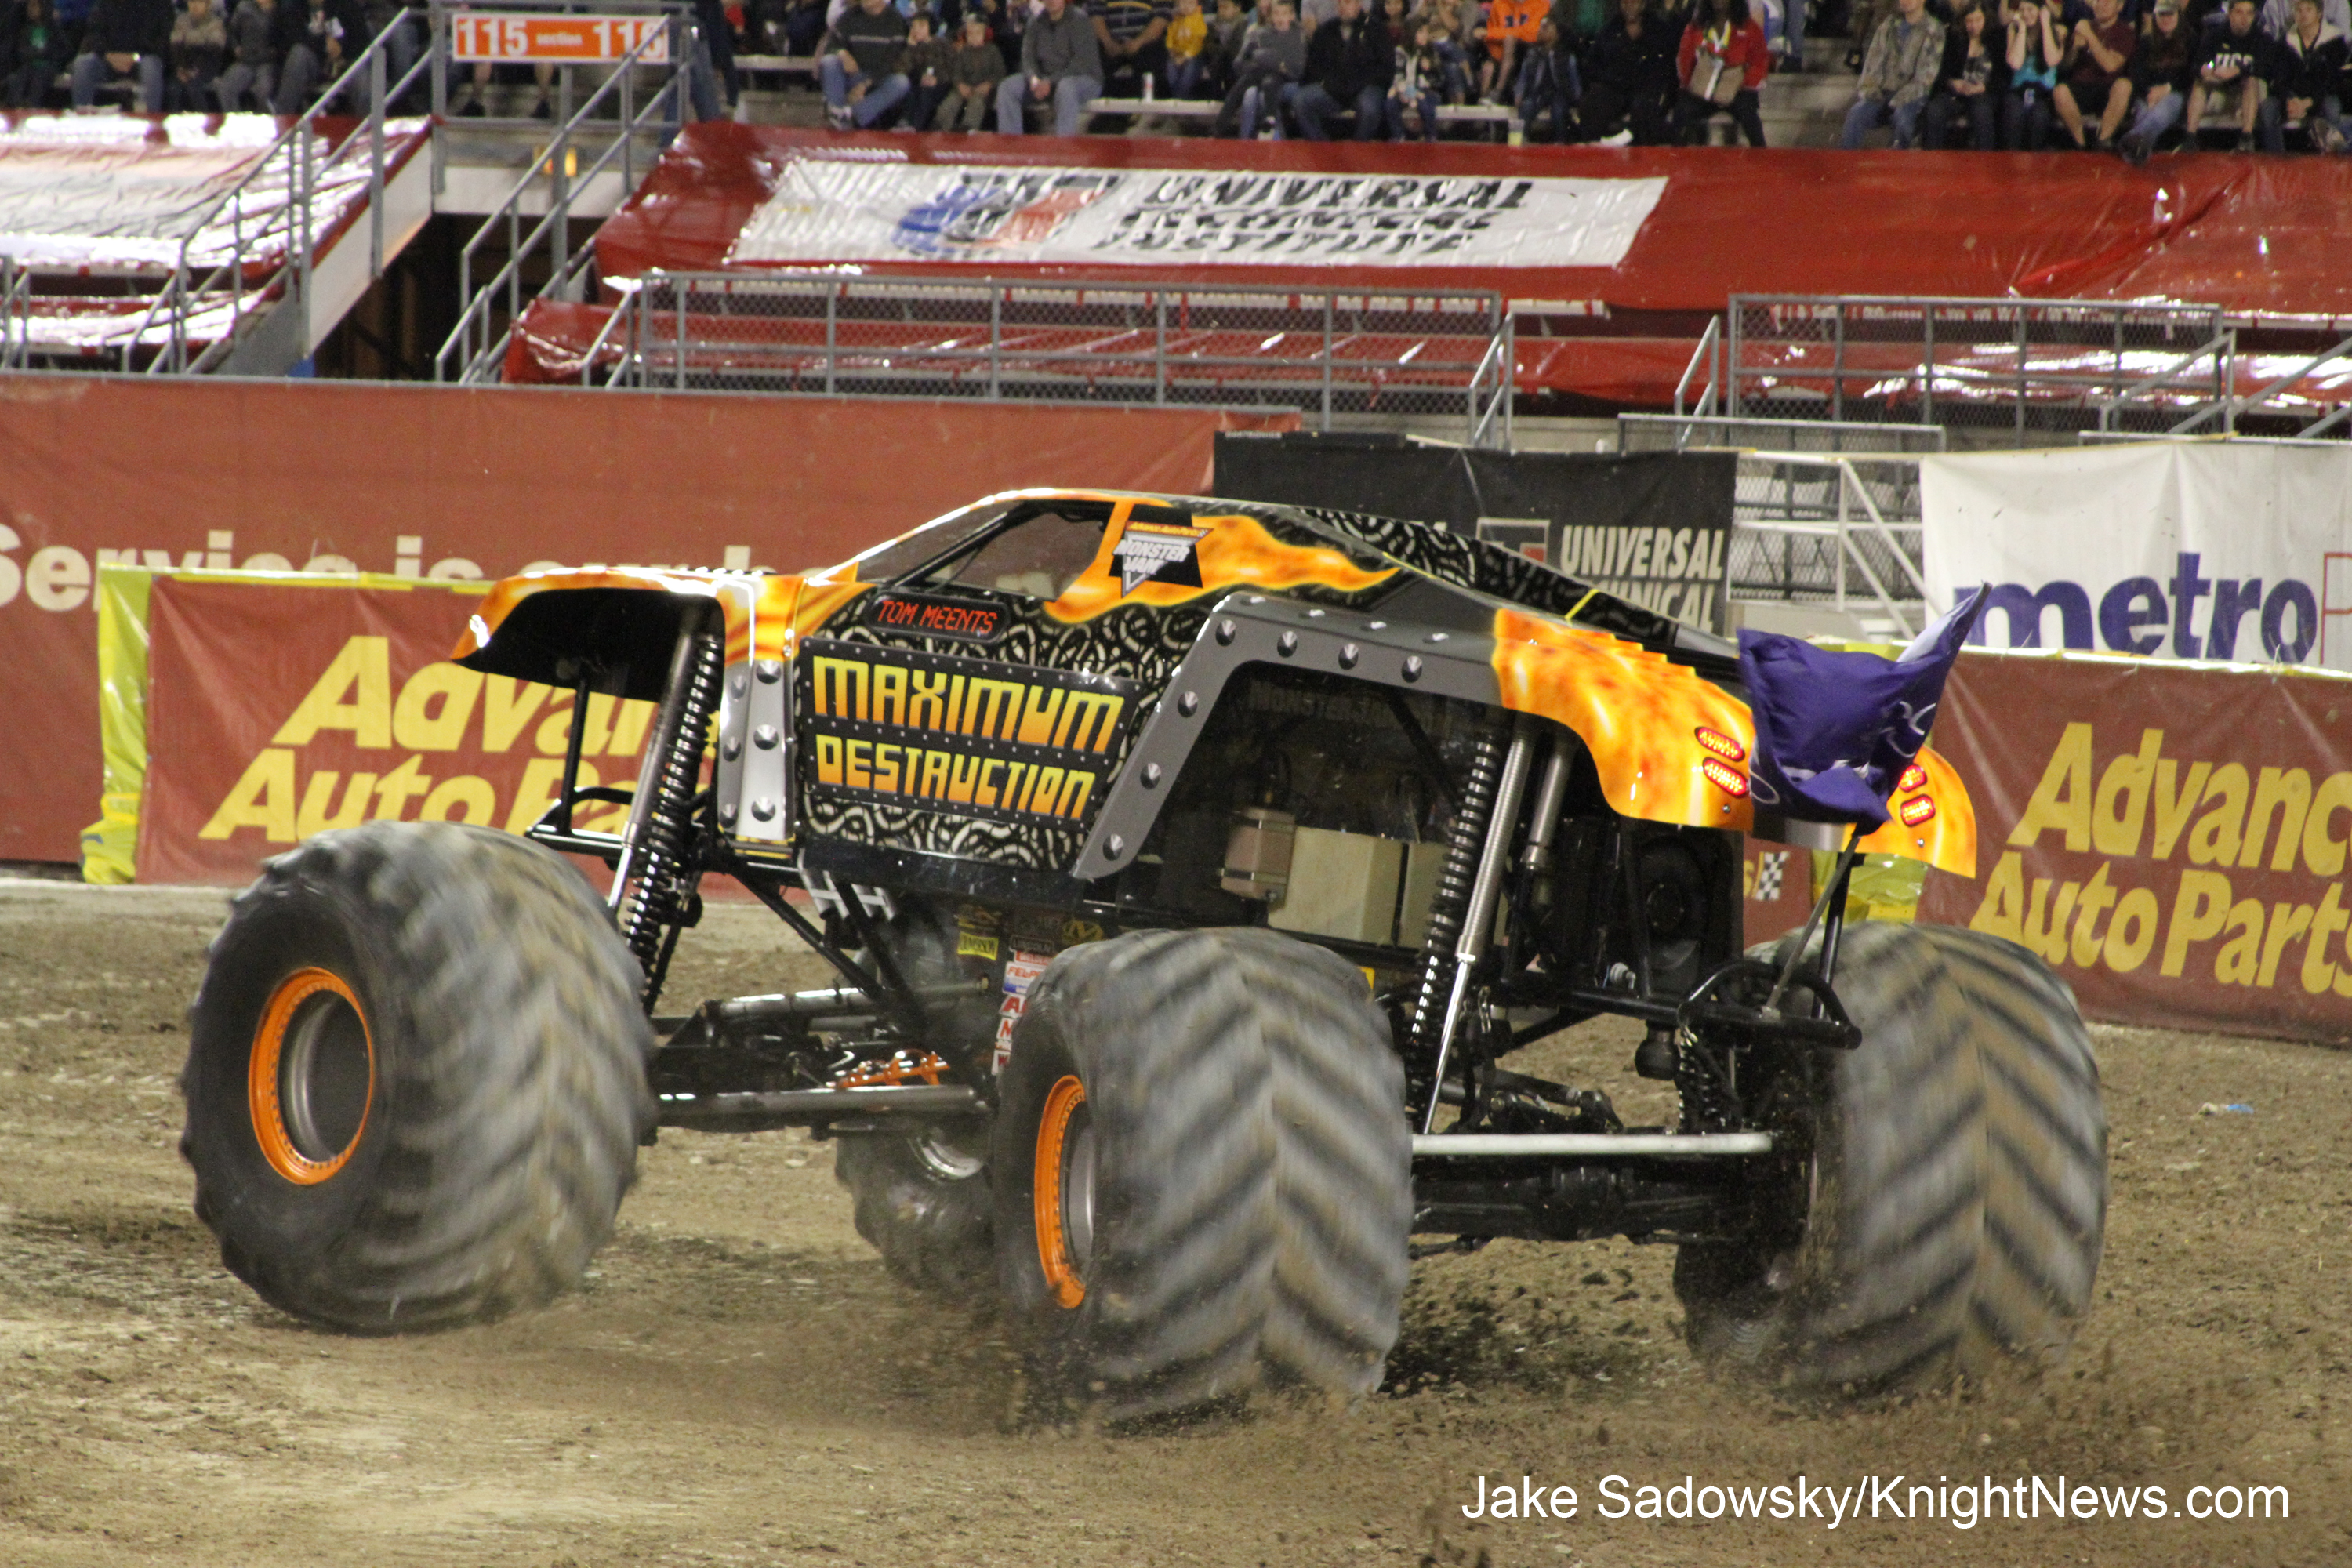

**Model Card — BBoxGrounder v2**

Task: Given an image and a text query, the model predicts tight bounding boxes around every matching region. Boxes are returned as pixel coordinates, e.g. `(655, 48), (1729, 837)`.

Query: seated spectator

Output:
(2053, 0), (2136, 144)
(2260, 0), (2349, 39)
(2, 0), (74, 107)
(275, 0), (393, 115)
(822, 0), (911, 125)
(2002, 0), (2063, 145)
(1516, 13), (1582, 137)
(1839, 0), (1943, 144)
(2114, 0), (2195, 155)
(1672, 0), (1769, 143)
(2184, 0), (2279, 147)
(1579, 0), (1679, 141)
(213, 0), (273, 108)
(902, 10), (949, 123)
(1923, 0), (2003, 146)
(1201, 0), (1250, 93)
(1091, 0), (1170, 99)
(1483, 0), (1548, 100)
(169, 0), (224, 109)
(1422, 0), (1475, 100)
(1294, 0), (1391, 136)
(69, 0), (169, 110)
(1218, 0), (1305, 133)
(778, 0), (831, 54)
(1389, 7), (1444, 134)
(996, 0), (1100, 131)
(1164, 0), (1209, 93)
(2274, 0), (2347, 147)
(934, 9), (1004, 122)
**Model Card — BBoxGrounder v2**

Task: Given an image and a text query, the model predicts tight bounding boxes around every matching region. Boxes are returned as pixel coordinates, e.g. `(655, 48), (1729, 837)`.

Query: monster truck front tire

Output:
(833, 1125), (995, 1297)
(181, 822), (655, 1333)
(993, 928), (1411, 1421)
(1674, 922), (2108, 1394)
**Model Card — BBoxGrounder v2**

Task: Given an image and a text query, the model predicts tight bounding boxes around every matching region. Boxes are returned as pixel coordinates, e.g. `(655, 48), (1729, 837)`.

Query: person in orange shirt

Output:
(1483, 0), (1548, 100)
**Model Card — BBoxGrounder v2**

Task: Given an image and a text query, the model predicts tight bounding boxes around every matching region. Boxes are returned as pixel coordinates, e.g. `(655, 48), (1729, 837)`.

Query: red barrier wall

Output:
(1920, 650), (2352, 1045)
(0, 375), (1286, 864)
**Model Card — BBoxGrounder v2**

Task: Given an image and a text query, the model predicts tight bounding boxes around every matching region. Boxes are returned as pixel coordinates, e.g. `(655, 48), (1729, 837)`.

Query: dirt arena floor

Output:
(0, 877), (2343, 1567)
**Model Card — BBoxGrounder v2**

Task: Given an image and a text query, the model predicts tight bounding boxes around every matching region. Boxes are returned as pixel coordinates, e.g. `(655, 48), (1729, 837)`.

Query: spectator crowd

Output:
(775, 0), (2352, 147)
(3, 0), (2343, 153)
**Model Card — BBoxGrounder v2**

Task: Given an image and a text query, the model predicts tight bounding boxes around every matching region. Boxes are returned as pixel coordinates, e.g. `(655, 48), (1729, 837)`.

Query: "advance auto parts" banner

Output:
(133, 574), (653, 886)
(1918, 648), (2352, 1044)
(728, 160), (1666, 269)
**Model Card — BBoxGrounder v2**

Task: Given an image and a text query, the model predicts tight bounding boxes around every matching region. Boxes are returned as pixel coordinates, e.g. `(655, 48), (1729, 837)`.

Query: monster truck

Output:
(182, 490), (2107, 1412)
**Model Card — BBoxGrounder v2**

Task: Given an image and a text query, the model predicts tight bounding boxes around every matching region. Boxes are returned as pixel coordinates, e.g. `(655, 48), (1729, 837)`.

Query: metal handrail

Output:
(2169, 329), (2352, 437)
(1674, 314), (1721, 423)
(2089, 330), (2235, 432)
(1733, 452), (1928, 636)
(435, 21), (688, 383)
(124, 17), (430, 374)
(0, 257), (25, 371)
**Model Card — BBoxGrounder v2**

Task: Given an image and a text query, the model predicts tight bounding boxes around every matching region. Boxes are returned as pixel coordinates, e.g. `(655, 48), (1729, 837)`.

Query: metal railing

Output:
(125, 21), (431, 373)
(591, 274), (1516, 444)
(1675, 314), (1722, 419)
(434, 19), (691, 384)
(2165, 330), (2352, 440)
(1726, 295), (2236, 439)
(1618, 412), (1947, 456)
(0, 258), (25, 372)
(1729, 452), (1929, 637)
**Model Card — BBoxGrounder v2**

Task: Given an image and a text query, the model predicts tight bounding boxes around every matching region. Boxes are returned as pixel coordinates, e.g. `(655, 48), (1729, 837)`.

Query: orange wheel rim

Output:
(1033, 1074), (1088, 1308)
(249, 967), (374, 1185)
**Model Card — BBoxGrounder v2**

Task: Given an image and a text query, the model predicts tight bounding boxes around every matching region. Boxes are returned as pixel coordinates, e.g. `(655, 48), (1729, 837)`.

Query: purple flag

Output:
(1737, 587), (1988, 830)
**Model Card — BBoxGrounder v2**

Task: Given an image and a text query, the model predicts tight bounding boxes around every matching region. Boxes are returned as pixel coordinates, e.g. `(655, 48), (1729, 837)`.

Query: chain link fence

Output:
(1726, 296), (2231, 439)
(601, 272), (1515, 444)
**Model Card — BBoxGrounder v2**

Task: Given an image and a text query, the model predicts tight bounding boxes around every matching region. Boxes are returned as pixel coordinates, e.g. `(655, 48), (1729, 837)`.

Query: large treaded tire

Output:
(181, 822), (655, 1333)
(833, 1126), (995, 1297)
(993, 928), (1410, 1421)
(1675, 922), (2108, 1395)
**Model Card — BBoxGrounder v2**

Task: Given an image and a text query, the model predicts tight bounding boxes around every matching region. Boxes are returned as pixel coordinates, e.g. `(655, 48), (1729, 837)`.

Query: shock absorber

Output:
(1404, 713), (1537, 1133)
(612, 602), (725, 1007)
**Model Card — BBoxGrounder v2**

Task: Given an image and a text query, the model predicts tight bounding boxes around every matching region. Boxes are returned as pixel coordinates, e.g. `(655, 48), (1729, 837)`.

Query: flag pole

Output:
(1763, 822), (1864, 1014)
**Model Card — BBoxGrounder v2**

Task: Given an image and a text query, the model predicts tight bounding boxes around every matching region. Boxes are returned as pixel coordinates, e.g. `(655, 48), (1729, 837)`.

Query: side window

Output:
(933, 508), (1111, 601)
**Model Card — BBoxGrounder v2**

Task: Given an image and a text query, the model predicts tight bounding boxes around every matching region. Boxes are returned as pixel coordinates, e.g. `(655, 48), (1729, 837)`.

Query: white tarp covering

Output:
(1922, 441), (2352, 670)
(0, 114), (427, 274)
(728, 159), (1668, 269)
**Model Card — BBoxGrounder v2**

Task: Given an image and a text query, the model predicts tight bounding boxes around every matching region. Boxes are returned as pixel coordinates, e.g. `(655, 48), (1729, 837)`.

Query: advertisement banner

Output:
(1922, 442), (2352, 670)
(136, 575), (654, 886)
(448, 13), (670, 62)
(728, 160), (1668, 270)
(1917, 648), (2352, 1045)
(1213, 435), (1734, 629)
(0, 376), (1278, 865)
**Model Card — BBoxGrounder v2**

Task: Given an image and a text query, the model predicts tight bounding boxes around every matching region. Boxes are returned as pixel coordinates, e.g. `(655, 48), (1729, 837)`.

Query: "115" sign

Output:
(448, 13), (671, 64)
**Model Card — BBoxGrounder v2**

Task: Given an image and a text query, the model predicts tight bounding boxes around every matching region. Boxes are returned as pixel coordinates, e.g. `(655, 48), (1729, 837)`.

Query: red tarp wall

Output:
(0, 374), (1286, 864)
(590, 127), (2352, 322)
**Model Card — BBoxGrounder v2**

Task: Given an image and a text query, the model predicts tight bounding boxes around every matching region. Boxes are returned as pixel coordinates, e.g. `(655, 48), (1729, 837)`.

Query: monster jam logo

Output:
(1112, 516), (1207, 596)
(891, 172), (1125, 258)
(800, 641), (1138, 829)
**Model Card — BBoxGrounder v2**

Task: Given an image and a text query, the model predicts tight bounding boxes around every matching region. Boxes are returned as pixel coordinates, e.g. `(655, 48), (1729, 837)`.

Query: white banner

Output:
(728, 160), (1667, 269)
(1922, 442), (2352, 670)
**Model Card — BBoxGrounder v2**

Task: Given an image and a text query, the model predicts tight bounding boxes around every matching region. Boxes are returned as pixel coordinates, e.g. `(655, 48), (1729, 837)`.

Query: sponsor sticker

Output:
(1112, 517), (1208, 596)
(993, 949), (1054, 1073)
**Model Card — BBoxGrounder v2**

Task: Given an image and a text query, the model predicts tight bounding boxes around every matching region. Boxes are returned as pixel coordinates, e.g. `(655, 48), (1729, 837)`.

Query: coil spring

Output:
(619, 622), (724, 1001)
(1674, 1030), (1739, 1133)
(1402, 715), (1510, 1090)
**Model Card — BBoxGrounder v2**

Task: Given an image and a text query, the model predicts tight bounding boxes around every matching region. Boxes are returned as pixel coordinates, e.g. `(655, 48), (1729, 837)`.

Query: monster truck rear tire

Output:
(993, 928), (1410, 1421)
(833, 1125), (995, 1297)
(181, 822), (655, 1333)
(1674, 922), (2107, 1395)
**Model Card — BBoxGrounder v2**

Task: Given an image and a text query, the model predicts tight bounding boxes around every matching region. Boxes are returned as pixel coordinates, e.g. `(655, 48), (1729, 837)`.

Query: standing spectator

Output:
(2115, 0), (2196, 158)
(1483, 0), (1548, 100)
(1218, 0), (1305, 132)
(2002, 0), (2063, 144)
(1922, 0), (2003, 146)
(2274, 0), (2347, 147)
(996, 0), (1100, 129)
(1091, 0), (1170, 98)
(1293, 0), (1391, 133)
(68, 0), (169, 109)
(934, 9), (1004, 122)
(1578, 0), (1679, 140)
(169, 0), (225, 108)
(901, 9), (949, 123)
(1672, 0), (1769, 143)
(2184, 0), (2278, 147)
(1838, 0), (1943, 144)
(2, 0), (73, 105)
(2053, 0), (2136, 145)
(1515, 12), (1582, 135)
(822, 0), (911, 125)
(1164, 0), (1209, 91)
